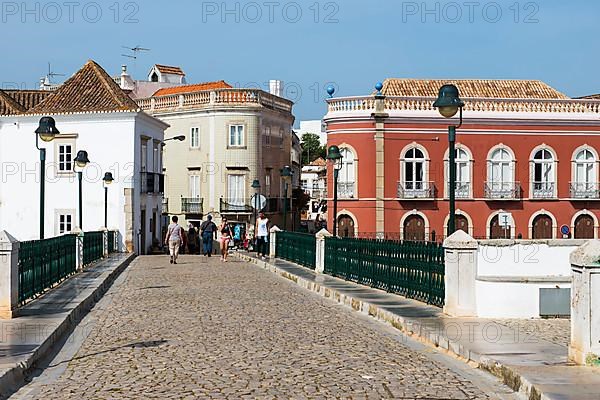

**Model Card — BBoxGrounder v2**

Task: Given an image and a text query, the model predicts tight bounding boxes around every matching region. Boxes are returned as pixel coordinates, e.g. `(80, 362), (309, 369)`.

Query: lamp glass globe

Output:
(439, 106), (459, 118)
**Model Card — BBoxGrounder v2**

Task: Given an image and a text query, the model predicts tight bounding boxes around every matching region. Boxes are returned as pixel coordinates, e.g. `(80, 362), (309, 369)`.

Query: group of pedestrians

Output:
(164, 213), (270, 264)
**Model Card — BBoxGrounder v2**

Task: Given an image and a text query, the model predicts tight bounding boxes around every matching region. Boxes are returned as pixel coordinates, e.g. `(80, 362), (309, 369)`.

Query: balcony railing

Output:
(337, 183), (355, 199)
(141, 172), (164, 194)
(397, 181), (435, 199)
(532, 182), (556, 199)
(220, 198), (253, 213)
(446, 182), (470, 199)
(181, 198), (204, 214)
(162, 198), (169, 214)
(484, 182), (521, 200)
(570, 182), (600, 199)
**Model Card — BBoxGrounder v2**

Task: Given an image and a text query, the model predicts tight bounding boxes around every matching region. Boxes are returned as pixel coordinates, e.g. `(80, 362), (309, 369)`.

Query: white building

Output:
(295, 120), (326, 146)
(301, 158), (327, 222)
(0, 60), (168, 254)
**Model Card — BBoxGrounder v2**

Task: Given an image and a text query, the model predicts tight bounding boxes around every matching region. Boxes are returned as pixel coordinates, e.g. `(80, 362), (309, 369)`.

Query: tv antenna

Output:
(46, 62), (65, 84)
(121, 45), (150, 60)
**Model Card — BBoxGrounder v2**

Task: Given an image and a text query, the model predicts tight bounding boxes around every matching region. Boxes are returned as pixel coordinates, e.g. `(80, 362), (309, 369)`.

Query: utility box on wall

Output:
(539, 288), (570, 318)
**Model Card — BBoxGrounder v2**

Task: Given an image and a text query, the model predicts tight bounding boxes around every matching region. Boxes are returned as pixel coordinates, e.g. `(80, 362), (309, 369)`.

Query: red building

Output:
(323, 79), (600, 240)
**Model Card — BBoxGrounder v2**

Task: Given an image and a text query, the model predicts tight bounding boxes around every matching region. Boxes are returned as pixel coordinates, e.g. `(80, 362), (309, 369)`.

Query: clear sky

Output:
(1, 0), (598, 123)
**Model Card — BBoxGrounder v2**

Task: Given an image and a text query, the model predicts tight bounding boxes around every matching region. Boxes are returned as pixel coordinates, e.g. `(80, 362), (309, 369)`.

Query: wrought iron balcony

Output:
(336, 183), (355, 199)
(220, 198), (253, 213)
(532, 182), (556, 199)
(446, 182), (470, 199)
(397, 181), (435, 199)
(181, 198), (203, 214)
(484, 182), (521, 200)
(140, 172), (164, 194)
(570, 182), (600, 199)
(162, 198), (169, 214)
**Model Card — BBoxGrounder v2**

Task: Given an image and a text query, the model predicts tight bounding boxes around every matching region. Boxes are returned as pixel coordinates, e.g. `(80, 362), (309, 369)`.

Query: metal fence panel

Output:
(275, 231), (317, 270)
(83, 231), (104, 266)
(18, 234), (77, 304)
(324, 237), (445, 307)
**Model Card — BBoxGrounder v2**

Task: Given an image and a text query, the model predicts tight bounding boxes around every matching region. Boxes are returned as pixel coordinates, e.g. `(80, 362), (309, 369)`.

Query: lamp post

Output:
(73, 150), (90, 230)
(280, 166), (292, 231)
(35, 117), (60, 239)
(433, 84), (465, 237)
(251, 179), (261, 238)
(164, 135), (185, 142)
(102, 172), (114, 228)
(326, 145), (343, 237)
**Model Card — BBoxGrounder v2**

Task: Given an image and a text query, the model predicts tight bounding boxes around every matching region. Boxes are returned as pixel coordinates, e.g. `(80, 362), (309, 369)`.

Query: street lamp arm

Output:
(454, 107), (464, 129)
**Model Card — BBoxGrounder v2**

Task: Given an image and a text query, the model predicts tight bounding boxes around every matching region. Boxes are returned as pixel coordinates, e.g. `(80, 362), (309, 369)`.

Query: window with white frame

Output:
(445, 147), (471, 198)
(57, 143), (73, 172)
(227, 174), (245, 206)
(141, 141), (148, 172)
(58, 213), (73, 234)
(265, 171), (271, 196)
(190, 127), (200, 148)
(153, 142), (160, 173)
(573, 148), (598, 197)
(404, 148), (425, 190)
(229, 125), (244, 147)
(279, 128), (284, 148)
(532, 148), (555, 198)
(487, 147), (514, 193)
(265, 127), (271, 146)
(189, 175), (201, 198)
(338, 148), (355, 198)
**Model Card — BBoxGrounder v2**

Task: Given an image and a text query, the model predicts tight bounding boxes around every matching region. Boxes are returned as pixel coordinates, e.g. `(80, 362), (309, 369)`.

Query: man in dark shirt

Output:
(200, 215), (218, 256)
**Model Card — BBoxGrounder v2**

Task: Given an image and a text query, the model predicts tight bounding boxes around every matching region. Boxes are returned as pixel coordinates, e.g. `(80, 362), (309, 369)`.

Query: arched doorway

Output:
(455, 215), (469, 234)
(574, 214), (595, 239)
(532, 214), (553, 239)
(489, 215), (511, 239)
(337, 215), (355, 238)
(404, 215), (426, 241)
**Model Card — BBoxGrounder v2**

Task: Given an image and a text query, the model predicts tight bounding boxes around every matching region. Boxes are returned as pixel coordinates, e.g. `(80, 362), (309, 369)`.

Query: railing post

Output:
(315, 229), (332, 274)
(74, 229), (84, 272)
(442, 230), (478, 317)
(569, 241), (600, 366)
(102, 228), (109, 258)
(269, 225), (281, 258)
(0, 231), (19, 319)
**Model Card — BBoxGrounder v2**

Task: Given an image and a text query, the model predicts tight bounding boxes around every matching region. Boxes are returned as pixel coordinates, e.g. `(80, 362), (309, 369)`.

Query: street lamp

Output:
(73, 150), (90, 230)
(102, 172), (114, 228)
(326, 145), (343, 236)
(164, 135), (185, 142)
(433, 84), (465, 237)
(35, 117), (60, 239)
(280, 166), (292, 231)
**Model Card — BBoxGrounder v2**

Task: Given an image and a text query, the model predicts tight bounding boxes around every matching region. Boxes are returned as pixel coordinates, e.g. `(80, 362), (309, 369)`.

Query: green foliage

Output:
(301, 133), (326, 164)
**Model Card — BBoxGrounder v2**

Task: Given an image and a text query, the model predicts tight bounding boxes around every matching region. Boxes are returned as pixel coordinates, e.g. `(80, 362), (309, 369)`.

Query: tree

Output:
(301, 133), (326, 165)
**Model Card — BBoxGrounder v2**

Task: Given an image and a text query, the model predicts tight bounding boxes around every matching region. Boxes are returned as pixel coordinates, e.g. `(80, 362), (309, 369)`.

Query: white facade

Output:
(0, 112), (167, 254)
(295, 120), (326, 146)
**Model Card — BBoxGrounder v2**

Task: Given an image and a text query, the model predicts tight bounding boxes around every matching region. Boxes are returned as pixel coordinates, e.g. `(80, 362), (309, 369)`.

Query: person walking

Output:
(200, 215), (217, 257)
(255, 212), (270, 259)
(164, 216), (183, 264)
(219, 217), (234, 262)
(187, 224), (198, 255)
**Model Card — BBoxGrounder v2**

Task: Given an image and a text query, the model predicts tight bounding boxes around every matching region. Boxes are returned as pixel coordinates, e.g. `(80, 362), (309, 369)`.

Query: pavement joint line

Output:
(234, 252), (564, 400)
(0, 252), (136, 398)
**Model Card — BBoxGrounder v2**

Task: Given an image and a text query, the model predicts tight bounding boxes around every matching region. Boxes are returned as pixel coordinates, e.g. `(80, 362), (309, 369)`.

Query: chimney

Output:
(269, 80), (284, 97)
(120, 65), (129, 89)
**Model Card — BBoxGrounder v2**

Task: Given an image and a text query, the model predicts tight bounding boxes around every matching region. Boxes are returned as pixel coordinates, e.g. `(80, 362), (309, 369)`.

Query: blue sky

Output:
(1, 0), (598, 122)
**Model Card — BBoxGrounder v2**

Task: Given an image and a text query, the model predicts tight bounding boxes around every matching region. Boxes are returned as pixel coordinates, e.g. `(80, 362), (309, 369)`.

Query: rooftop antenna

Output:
(121, 45), (150, 77)
(46, 62), (65, 84)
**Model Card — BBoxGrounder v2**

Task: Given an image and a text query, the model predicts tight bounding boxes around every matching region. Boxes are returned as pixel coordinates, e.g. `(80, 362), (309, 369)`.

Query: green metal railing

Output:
(276, 231), (317, 270)
(324, 237), (445, 307)
(83, 231), (104, 265)
(107, 230), (117, 253)
(18, 234), (77, 304)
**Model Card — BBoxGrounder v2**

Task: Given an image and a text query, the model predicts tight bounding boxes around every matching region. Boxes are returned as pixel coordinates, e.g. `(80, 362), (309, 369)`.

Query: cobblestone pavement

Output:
(496, 318), (570, 348)
(14, 256), (515, 399)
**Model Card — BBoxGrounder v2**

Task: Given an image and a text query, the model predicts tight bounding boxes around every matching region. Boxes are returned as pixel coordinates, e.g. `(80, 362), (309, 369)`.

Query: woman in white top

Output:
(164, 216), (182, 264)
(255, 212), (269, 259)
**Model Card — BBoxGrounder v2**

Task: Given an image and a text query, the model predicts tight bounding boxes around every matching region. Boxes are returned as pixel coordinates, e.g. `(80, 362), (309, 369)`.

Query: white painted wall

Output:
(0, 111), (166, 254)
(295, 120), (326, 146)
(474, 241), (581, 318)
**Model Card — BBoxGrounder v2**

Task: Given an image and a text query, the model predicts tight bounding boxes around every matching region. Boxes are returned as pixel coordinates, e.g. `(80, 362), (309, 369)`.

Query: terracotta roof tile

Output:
(154, 64), (185, 75)
(6, 90), (52, 110)
(29, 60), (139, 114)
(152, 81), (232, 97)
(379, 79), (569, 99)
(0, 90), (26, 115)
(577, 94), (600, 100)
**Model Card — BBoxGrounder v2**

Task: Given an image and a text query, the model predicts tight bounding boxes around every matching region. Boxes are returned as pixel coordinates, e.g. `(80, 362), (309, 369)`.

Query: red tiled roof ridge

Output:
(28, 59), (140, 114)
(379, 78), (570, 100)
(154, 64), (185, 75)
(152, 80), (233, 97)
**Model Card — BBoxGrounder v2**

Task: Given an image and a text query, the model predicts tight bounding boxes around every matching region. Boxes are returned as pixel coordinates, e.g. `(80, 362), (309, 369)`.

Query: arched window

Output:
(486, 147), (518, 199)
(445, 146), (472, 199)
(574, 214), (595, 239)
(532, 214), (553, 239)
(489, 215), (511, 239)
(400, 146), (432, 198)
(337, 148), (355, 198)
(572, 148), (598, 198)
(531, 148), (556, 199)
